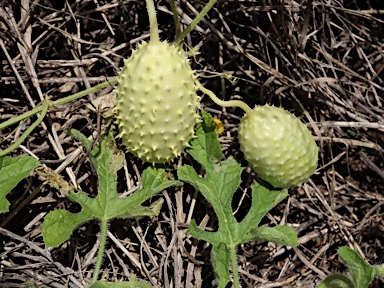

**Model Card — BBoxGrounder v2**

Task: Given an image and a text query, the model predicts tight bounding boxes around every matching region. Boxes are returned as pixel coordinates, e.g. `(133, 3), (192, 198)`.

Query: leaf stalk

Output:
(92, 218), (109, 284)
(230, 245), (240, 288)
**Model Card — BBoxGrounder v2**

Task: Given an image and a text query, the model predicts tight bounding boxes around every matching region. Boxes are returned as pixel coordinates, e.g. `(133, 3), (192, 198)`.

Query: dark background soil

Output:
(1, 0), (384, 287)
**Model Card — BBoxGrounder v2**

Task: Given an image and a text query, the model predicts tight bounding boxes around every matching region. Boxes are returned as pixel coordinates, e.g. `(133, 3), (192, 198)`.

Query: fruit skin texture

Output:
(238, 105), (318, 188)
(114, 41), (200, 163)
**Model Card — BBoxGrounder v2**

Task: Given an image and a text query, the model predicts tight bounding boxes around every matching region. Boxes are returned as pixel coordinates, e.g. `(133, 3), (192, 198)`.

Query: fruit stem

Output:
(197, 81), (253, 115)
(145, 0), (160, 43)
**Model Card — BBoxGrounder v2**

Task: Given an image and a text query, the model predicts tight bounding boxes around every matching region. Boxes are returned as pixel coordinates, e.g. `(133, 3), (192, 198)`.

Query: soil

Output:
(1, 0), (384, 287)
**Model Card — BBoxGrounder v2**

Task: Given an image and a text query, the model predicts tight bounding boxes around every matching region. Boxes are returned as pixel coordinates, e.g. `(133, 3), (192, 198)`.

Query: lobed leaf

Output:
(0, 156), (40, 213)
(42, 128), (180, 247)
(179, 111), (298, 287)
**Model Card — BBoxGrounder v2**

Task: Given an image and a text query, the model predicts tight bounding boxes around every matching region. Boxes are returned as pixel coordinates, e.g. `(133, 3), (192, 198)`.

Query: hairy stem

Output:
(92, 218), (108, 284)
(229, 244), (240, 288)
(317, 274), (354, 288)
(197, 81), (253, 115)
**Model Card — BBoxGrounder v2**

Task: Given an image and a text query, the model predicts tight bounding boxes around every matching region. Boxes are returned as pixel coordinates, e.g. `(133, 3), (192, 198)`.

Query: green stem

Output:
(0, 100), (49, 157)
(145, 0), (160, 43)
(317, 274), (354, 288)
(0, 78), (117, 157)
(229, 244), (240, 288)
(0, 78), (117, 132)
(174, 0), (217, 46)
(197, 81), (253, 115)
(167, 0), (181, 40)
(92, 218), (108, 284)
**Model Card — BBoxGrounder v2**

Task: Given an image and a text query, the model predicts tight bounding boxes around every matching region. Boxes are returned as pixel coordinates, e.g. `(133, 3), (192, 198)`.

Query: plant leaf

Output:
(179, 113), (297, 287)
(66, 128), (93, 151)
(42, 129), (180, 247)
(338, 246), (374, 288)
(239, 182), (292, 244)
(239, 182), (288, 230)
(211, 242), (231, 288)
(187, 111), (222, 170)
(0, 156), (40, 213)
(247, 226), (298, 246)
(42, 207), (94, 247)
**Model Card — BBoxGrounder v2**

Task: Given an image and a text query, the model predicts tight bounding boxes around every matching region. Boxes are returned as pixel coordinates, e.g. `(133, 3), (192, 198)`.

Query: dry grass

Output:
(1, 0), (384, 287)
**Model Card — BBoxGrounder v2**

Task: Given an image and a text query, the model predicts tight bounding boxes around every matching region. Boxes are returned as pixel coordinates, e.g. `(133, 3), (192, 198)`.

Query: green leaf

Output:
(211, 242), (231, 288)
(42, 207), (94, 247)
(66, 128), (93, 151)
(338, 246), (374, 288)
(179, 113), (297, 287)
(0, 156), (40, 213)
(239, 182), (288, 232)
(318, 247), (375, 288)
(188, 111), (222, 170)
(179, 156), (242, 240)
(187, 219), (219, 245)
(42, 129), (180, 247)
(248, 226), (298, 246)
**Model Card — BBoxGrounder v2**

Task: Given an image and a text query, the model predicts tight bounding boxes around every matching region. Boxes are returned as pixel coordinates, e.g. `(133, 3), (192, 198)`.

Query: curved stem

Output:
(174, 0), (217, 46)
(0, 78), (117, 132)
(196, 81), (253, 115)
(317, 274), (354, 288)
(92, 218), (108, 284)
(0, 100), (49, 157)
(145, 0), (160, 43)
(0, 77), (116, 156)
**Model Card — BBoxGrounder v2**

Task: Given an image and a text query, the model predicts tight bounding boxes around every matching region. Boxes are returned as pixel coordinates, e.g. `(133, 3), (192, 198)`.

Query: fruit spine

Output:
(114, 0), (200, 163)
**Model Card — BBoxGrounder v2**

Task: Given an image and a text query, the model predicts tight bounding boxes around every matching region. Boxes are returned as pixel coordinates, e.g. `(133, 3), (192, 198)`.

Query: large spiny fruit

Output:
(114, 41), (200, 163)
(238, 105), (318, 188)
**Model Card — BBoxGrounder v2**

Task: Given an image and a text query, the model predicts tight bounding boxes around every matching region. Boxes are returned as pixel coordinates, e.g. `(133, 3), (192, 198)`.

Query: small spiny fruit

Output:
(238, 105), (318, 188)
(114, 1), (200, 163)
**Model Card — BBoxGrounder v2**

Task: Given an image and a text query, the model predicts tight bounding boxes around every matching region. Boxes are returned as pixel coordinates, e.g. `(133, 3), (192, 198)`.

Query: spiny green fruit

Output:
(114, 40), (200, 163)
(238, 105), (318, 188)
